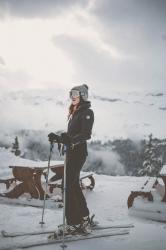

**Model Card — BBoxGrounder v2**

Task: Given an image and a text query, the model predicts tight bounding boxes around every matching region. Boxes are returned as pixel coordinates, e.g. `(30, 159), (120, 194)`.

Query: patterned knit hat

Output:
(71, 84), (89, 101)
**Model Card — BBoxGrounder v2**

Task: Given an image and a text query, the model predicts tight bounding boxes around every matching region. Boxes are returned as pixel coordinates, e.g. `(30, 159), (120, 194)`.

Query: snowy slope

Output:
(0, 89), (166, 140)
(0, 153), (166, 249)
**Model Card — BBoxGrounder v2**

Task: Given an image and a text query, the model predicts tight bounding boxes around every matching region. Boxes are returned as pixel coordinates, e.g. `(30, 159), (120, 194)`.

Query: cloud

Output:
(0, 0), (165, 93)
(91, 0), (166, 44)
(0, 56), (5, 66)
(0, 67), (34, 92)
(86, 148), (125, 175)
(89, 0), (166, 91)
(52, 33), (165, 92)
(52, 34), (118, 91)
(0, 0), (89, 19)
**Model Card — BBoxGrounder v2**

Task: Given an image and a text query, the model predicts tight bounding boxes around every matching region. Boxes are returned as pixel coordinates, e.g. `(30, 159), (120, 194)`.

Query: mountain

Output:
(0, 88), (166, 140)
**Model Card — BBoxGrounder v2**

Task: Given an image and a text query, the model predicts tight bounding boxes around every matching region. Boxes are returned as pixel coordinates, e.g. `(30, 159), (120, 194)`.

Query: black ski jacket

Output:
(67, 101), (94, 150)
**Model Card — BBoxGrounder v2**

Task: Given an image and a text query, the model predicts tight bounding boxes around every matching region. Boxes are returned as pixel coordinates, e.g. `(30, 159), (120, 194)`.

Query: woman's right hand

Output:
(48, 133), (59, 143)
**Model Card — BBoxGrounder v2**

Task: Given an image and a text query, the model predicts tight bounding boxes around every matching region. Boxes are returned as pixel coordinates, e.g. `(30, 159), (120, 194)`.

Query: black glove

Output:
(48, 133), (60, 143)
(60, 133), (71, 145)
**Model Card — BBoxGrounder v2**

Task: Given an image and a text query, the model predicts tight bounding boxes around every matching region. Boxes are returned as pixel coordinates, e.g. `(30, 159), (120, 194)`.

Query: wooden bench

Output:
(0, 164), (95, 200)
(48, 168), (95, 193)
(2, 166), (47, 200)
(0, 178), (17, 190)
(159, 165), (166, 202)
(80, 172), (95, 190)
(127, 177), (158, 208)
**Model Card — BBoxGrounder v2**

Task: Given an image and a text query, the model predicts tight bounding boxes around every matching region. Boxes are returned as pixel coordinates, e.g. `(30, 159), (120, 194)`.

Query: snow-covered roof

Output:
(159, 165), (166, 176)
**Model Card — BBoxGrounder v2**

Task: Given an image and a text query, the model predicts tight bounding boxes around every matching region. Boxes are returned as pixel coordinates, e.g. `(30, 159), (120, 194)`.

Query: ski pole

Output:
(61, 145), (67, 249)
(40, 141), (54, 226)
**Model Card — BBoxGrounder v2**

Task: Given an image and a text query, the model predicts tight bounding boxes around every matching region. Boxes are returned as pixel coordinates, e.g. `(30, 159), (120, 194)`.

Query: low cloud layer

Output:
(0, 68), (33, 92)
(0, 0), (89, 19)
(87, 148), (125, 176)
(1, 88), (166, 140)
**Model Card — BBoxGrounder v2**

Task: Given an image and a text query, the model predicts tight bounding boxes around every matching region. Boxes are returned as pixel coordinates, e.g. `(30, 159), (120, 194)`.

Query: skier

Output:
(48, 84), (94, 235)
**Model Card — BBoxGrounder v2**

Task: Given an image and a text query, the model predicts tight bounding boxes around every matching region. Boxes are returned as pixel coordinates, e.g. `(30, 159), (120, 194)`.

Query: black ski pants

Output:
(65, 145), (89, 225)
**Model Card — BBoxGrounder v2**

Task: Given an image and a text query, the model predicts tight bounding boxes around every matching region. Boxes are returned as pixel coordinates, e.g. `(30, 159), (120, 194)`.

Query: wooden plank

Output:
(140, 178), (157, 192)
(9, 163), (64, 170)
(132, 177), (157, 192)
(80, 172), (93, 180)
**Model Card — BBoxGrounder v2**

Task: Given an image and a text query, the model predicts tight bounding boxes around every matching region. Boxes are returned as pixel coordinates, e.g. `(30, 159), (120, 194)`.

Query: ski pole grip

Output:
(50, 141), (54, 150)
(63, 145), (67, 153)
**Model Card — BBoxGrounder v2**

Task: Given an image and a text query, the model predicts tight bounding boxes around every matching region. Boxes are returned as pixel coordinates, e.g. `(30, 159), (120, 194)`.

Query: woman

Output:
(48, 84), (94, 235)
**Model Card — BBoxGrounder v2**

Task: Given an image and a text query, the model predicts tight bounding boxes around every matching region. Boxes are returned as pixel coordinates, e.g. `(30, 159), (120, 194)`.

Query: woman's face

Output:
(71, 96), (80, 106)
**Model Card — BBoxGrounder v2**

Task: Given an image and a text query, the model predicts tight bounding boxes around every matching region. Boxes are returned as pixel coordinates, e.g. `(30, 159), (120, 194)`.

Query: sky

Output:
(0, 0), (166, 95)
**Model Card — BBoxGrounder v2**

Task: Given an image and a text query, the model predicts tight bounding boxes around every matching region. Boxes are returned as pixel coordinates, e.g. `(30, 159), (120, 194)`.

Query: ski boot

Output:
(81, 216), (91, 233)
(49, 224), (87, 240)
(80, 214), (99, 233)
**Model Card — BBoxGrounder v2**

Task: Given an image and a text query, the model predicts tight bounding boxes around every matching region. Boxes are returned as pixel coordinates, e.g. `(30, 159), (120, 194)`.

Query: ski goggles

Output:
(69, 89), (80, 99)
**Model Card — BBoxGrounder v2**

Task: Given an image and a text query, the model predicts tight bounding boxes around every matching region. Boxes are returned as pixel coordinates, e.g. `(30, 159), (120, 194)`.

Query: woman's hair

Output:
(68, 96), (84, 120)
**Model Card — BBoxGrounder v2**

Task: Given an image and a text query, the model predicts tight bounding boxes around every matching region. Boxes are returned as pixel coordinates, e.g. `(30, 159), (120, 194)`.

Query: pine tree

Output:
(11, 136), (21, 156)
(138, 134), (162, 176)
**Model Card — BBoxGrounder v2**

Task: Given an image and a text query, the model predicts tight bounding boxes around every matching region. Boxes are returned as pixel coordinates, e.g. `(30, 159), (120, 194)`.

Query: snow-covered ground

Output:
(0, 150), (166, 249)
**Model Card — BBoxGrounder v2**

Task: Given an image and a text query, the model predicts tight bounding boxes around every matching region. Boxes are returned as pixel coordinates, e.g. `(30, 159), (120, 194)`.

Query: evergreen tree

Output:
(11, 136), (21, 156)
(138, 134), (162, 176)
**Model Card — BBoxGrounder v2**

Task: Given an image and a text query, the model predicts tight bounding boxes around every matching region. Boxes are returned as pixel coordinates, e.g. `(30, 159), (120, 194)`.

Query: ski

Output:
(1, 223), (134, 238)
(1, 229), (130, 250)
(0, 196), (62, 209)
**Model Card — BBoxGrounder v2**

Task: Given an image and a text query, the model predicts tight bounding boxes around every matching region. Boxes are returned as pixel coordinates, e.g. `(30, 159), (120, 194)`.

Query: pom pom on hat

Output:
(82, 84), (88, 90)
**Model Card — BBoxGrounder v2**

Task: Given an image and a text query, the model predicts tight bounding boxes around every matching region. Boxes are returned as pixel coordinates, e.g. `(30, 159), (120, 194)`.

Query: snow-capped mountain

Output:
(0, 88), (166, 140)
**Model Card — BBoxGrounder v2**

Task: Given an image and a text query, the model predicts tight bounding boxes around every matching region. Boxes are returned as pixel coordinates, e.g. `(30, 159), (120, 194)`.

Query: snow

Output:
(0, 151), (166, 249)
(1, 89), (166, 140)
(160, 165), (166, 176)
